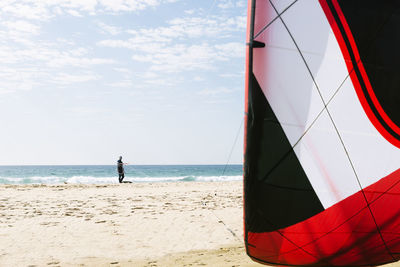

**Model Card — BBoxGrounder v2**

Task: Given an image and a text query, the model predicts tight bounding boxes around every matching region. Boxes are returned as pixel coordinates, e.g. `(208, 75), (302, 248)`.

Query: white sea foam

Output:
(0, 175), (242, 184)
(0, 176), (67, 184)
(65, 175), (242, 183)
(193, 175), (242, 182)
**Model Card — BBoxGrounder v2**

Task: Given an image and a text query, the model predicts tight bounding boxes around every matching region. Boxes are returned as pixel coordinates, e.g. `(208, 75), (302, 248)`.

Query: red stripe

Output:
(319, 0), (400, 148)
(330, 0), (400, 137)
(330, 0), (361, 62)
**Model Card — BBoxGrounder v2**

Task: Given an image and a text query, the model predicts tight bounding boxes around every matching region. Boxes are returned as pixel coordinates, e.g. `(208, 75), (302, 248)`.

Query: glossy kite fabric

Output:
(243, 0), (400, 266)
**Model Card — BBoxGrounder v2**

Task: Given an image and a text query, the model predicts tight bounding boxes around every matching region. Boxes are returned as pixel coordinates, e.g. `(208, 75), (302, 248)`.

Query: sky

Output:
(0, 0), (246, 165)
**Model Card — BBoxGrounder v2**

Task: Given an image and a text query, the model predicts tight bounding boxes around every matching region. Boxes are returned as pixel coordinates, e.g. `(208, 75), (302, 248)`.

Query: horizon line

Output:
(0, 163), (243, 166)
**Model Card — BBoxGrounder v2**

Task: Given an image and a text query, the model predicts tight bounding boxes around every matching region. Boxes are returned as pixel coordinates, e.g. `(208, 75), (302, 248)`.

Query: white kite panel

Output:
(253, 0), (276, 38)
(281, 0), (350, 104)
(328, 77), (400, 189)
(292, 110), (361, 208)
(253, 18), (325, 148)
(269, 0), (297, 14)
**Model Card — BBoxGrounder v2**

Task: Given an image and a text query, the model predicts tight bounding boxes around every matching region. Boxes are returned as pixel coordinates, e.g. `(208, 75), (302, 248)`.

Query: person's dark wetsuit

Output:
(117, 159), (124, 183)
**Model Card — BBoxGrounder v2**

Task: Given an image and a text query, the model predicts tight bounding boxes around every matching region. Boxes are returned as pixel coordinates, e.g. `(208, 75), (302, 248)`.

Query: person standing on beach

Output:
(117, 156), (125, 183)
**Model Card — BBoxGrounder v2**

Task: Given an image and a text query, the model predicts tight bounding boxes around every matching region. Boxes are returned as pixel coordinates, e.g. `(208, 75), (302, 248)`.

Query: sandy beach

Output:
(1, 181), (400, 267)
(0, 181), (258, 266)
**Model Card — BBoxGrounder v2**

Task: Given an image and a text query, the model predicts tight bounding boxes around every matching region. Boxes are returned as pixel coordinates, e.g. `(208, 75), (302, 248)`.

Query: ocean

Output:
(0, 165), (243, 184)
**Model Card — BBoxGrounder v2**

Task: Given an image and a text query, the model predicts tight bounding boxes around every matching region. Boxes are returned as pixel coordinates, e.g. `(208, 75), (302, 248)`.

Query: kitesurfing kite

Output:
(244, 0), (400, 266)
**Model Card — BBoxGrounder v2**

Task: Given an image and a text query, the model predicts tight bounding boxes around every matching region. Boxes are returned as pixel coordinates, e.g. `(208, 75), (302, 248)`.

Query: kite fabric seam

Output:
(273, 0), (360, 208)
(253, 0), (298, 39)
(256, 58), (354, 184)
(322, 0), (395, 259)
(249, 173), (400, 260)
(268, 0), (395, 261)
(245, 0), (400, 264)
(253, 0), (356, 185)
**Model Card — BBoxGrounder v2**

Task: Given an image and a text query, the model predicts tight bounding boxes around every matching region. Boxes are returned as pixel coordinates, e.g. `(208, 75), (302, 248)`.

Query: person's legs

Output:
(119, 173), (125, 183)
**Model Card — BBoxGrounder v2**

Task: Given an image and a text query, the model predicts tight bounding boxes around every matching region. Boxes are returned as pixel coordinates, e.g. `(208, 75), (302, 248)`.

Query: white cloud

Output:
(218, 1), (235, 9)
(2, 20), (40, 35)
(131, 54), (155, 62)
(219, 73), (242, 78)
(166, 16), (246, 38)
(1, 3), (53, 21)
(98, 13), (246, 74)
(133, 73), (182, 87)
(0, 0), (180, 21)
(66, 9), (83, 17)
(113, 67), (131, 74)
(97, 22), (122, 35)
(215, 42), (245, 59)
(0, 40), (114, 68)
(184, 9), (195, 15)
(108, 80), (133, 88)
(198, 87), (234, 96)
(46, 55), (115, 68)
(149, 43), (221, 72)
(235, 1), (246, 8)
(66, 106), (111, 117)
(0, 66), (47, 93)
(141, 71), (158, 79)
(69, 48), (89, 57)
(218, 0), (246, 9)
(52, 73), (99, 85)
(98, 0), (159, 12)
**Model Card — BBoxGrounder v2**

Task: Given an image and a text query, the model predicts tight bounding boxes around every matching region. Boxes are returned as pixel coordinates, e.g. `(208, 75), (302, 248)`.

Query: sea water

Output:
(0, 165), (243, 184)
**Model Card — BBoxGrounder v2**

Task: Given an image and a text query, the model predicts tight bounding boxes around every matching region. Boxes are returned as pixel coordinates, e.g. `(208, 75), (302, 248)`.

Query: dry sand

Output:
(0, 181), (258, 266)
(0, 181), (399, 267)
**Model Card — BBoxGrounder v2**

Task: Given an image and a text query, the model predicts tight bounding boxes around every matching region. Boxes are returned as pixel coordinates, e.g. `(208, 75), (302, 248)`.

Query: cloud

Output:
(0, 0), (180, 21)
(0, 66), (46, 93)
(0, 46), (106, 91)
(98, 0), (159, 12)
(113, 67), (131, 74)
(0, 0), (245, 95)
(218, 73), (242, 78)
(198, 87), (234, 96)
(97, 22), (122, 35)
(148, 43), (221, 72)
(0, 3), (53, 21)
(51, 73), (99, 85)
(108, 80), (133, 88)
(0, 45), (114, 69)
(66, 9), (83, 17)
(99, 14), (246, 49)
(126, 43), (221, 73)
(215, 42), (245, 60)
(98, 13), (246, 74)
(46, 54), (115, 68)
(2, 20), (40, 35)
(198, 86), (241, 105)
(218, 0), (246, 9)
(167, 15), (246, 38)
(184, 9), (195, 15)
